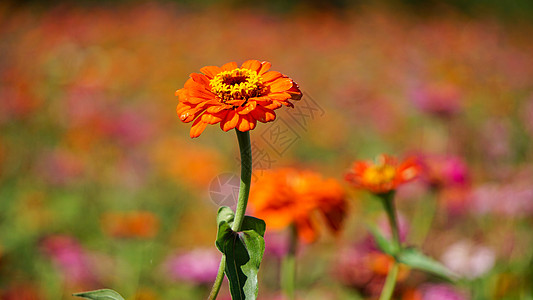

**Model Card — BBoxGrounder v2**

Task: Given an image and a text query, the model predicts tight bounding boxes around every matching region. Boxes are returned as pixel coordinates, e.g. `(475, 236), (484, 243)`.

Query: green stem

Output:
(207, 130), (253, 300)
(379, 262), (400, 300)
(207, 255), (226, 300)
(378, 192), (401, 300)
(380, 192), (401, 251)
(232, 130), (252, 232)
(281, 224), (298, 300)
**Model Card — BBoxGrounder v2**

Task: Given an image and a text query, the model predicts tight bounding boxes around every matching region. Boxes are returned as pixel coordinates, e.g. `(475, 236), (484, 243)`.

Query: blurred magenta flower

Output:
(420, 284), (469, 300)
(163, 248), (221, 284)
(334, 241), (410, 297)
(410, 82), (463, 118)
(441, 240), (495, 279)
(40, 235), (98, 288)
(419, 154), (469, 189)
(263, 231), (289, 258)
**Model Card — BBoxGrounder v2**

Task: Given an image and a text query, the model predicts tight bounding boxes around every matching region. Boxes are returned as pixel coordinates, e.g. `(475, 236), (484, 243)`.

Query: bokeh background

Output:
(1, 0), (533, 299)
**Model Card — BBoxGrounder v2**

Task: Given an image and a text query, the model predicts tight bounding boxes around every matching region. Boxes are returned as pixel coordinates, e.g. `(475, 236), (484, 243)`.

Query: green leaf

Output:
(216, 220), (265, 300)
(367, 225), (396, 255)
(216, 206), (265, 237)
(241, 216), (266, 237)
(217, 206), (235, 225)
(73, 289), (125, 300)
(398, 247), (459, 281)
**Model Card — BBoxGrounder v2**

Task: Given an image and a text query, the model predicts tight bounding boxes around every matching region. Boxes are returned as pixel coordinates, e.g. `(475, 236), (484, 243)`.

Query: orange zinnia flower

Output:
(176, 60), (302, 138)
(249, 168), (347, 243)
(345, 154), (420, 194)
(101, 211), (160, 239)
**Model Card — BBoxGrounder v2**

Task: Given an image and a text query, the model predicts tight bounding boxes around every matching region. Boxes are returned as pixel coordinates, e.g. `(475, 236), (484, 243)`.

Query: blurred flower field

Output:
(1, 1), (533, 299)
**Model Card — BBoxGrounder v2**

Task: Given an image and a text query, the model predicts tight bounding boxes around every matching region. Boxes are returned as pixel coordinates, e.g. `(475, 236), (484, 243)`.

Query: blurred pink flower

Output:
(40, 235), (98, 287)
(163, 248), (220, 284)
(420, 284), (469, 300)
(419, 155), (469, 189)
(470, 172), (533, 217)
(441, 240), (495, 279)
(36, 149), (84, 186)
(418, 154), (472, 215)
(263, 231), (289, 258)
(410, 82), (463, 118)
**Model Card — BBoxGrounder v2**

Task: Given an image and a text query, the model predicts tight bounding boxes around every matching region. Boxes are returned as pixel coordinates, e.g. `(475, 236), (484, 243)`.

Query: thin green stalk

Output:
(281, 224), (298, 300)
(208, 255), (226, 300)
(379, 262), (399, 300)
(207, 130), (253, 300)
(378, 192), (401, 300)
(380, 192), (401, 251)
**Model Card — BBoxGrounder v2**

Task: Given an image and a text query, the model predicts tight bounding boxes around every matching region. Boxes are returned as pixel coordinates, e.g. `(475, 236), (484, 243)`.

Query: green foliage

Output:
(367, 225), (396, 256)
(398, 247), (459, 281)
(215, 207), (266, 300)
(73, 289), (125, 300)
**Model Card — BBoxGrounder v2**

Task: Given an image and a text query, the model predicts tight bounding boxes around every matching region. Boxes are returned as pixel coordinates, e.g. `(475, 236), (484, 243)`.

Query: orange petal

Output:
(261, 71), (283, 82)
(206, 104), (230, 113)
(189, 87), (215, 100)
(176, 102), (192, 115)
(246, 115), (257, 130)
(263, 101), (283, 110)
(268, 78), (293, 93)
(200, 66), (222, 78)
(201, 112), (226, 124)
(180, 107), (205, 123)
(226, 99), (246, 106)
(241, 60), (262, 72)
(258, 61), (272, 75)
(221, 62), (238, 71)
(190, 117), (208, 138)
(237, 116), (251, 132)
(250, 106), (276, 123)
(295, 218), (317, 244)
(191, 73), (211, 87)
(221, 109), (239, 131)
(237, 101), (257, 115)
(265, 92), (292, 101)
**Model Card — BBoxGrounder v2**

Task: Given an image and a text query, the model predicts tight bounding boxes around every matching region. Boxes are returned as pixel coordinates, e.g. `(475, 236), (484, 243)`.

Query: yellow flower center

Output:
(210, 68), (265, 102)
(362, 164), (397, 186)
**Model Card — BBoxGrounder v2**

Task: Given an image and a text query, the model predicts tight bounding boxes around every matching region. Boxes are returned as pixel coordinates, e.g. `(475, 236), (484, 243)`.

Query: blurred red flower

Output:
(345, 154), (420, 194)
(248, 168), (347, 243)
(176, 60), (302, 138)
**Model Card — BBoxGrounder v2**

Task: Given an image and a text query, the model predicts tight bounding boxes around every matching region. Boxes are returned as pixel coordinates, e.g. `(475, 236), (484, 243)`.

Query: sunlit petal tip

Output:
(241, 59), (262, 72)
(200, 66), (223, 78)
(221, 62), (238, 71)
(190, 119), (208, 138)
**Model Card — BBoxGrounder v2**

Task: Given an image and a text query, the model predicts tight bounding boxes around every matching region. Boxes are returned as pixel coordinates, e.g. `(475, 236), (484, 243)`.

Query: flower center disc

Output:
(363, 165), (396, 185)
(210, 68), (264, 102)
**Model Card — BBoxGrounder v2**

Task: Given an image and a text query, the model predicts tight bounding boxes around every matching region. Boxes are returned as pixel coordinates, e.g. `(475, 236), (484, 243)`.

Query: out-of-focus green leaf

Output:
(398, 247), (459, 281)
(367, 225), (396, 255)
(73, 289), (125, 300)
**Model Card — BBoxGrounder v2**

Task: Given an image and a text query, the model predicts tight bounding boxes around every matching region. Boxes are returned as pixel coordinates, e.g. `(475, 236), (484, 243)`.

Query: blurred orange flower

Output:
(176, 60), (302, 138)
(101, 211), (159, 239)
(345, 154), (420, 194)
(249, 168), (347, 243)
